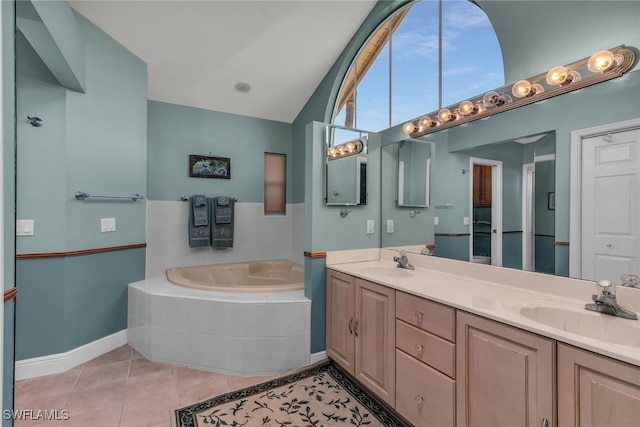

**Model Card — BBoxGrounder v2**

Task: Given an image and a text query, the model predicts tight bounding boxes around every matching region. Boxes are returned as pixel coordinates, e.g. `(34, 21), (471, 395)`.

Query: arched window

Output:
(333, 0), (504, 132)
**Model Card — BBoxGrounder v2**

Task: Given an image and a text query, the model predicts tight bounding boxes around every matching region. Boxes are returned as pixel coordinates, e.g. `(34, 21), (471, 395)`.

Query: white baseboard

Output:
(310, 351), (327, 365)
(15, 330), (127, 381)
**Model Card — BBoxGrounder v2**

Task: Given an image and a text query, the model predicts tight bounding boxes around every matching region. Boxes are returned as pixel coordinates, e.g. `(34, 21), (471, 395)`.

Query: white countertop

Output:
(327, 249), (640, 367)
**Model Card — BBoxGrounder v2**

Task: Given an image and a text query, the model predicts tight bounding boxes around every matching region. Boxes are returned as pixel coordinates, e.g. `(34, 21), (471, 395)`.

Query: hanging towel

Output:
(210, 196), (235, 248)
(188, 195), (210, 247)
(192, 195), (208, 226)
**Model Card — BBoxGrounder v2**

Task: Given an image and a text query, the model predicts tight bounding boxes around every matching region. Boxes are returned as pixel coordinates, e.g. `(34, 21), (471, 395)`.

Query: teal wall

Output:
(147, 101), (292, 202)
(3, 0), (16, 422)
(15, 248), (145, 359)
(14, 4), (147, 360)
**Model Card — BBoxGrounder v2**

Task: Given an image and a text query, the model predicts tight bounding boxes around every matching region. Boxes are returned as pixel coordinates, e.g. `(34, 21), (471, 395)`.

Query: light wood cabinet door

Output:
(326, 269), (355, 373)
(355, 278), (396, 407)
(558, 343), (640, 427)
(457, 311), (555, 427)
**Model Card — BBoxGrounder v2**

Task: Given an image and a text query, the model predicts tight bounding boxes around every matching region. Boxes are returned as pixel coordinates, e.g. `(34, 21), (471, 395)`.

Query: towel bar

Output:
(75, 191), (143, 201)
(180, 196), (238, 202)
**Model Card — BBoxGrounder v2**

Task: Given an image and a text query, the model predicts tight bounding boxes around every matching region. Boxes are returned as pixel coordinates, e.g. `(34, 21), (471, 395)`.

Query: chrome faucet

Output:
(393, 250), (414, 270)
(585, 280), (638, 320)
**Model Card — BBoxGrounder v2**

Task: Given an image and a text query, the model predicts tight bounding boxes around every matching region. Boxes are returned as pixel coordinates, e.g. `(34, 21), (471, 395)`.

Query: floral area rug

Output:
(174, 360), (407, 427)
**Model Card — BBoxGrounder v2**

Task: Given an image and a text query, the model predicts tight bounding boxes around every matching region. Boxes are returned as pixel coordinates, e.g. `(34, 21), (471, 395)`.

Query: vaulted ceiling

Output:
(68, 1), (378, 123)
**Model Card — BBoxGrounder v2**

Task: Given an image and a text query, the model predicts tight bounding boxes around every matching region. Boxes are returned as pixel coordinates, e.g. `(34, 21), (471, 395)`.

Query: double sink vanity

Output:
(326, 248), (640, 427)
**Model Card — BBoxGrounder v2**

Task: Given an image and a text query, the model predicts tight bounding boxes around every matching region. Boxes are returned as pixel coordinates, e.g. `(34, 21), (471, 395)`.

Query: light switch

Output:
(366, 219), (375, 234)
(101, 217), (116, 232)
(434, 216), (439, 225)
(16, 219), (34, 236)
(463, 217), (470, 226)
(386, 219), (394, 233)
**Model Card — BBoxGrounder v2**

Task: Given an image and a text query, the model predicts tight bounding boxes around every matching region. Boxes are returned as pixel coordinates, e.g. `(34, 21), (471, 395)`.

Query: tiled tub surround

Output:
(328, 248), (640, 367)
(146, 201), (305, 279)
(128, 276), (311, 376)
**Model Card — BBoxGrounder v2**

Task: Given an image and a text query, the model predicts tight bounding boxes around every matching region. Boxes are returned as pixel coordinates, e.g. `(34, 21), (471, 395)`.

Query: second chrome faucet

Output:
(394, 250), (415, 270)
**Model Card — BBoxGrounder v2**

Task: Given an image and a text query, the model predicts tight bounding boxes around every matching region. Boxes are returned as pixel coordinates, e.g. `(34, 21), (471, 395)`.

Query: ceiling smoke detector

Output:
(234, 82), (251, 93)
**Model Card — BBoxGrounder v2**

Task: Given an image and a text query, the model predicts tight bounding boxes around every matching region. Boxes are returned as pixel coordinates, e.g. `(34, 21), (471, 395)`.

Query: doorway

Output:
(570, 118), (640, 280)
(470, 157), (503, 266)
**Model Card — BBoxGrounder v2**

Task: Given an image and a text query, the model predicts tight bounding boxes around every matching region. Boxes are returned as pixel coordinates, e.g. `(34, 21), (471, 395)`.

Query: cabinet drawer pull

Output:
(415, 310), (423, 321)
(415, 343), (424, 353)
(541, 417), (549, 427)
(353, 319), (359, 337)
(348, 317), (354, 334)
(415, 395), (424, 404)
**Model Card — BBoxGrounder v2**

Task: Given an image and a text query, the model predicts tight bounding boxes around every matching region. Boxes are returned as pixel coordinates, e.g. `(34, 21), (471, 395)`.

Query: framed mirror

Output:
(325, 124), (368, 206)
(397, 139), (432, 208)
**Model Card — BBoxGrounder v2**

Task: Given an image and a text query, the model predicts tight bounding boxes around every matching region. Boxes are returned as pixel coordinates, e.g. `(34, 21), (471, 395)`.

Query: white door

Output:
(581, 129), (640, 281)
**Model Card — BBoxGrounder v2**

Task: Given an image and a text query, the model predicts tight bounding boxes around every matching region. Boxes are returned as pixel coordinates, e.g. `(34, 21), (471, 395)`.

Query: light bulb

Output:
(418, 116), (433, 128)
(482, 91), (506, 107)
(328, 148), (337, 157)
(546, 66), (569, 85)
(345, 142), (355, 152)
(512, 80), (532, 98)
(475, 103), (486, 114)
(403, 122), (416, 134)
(567, 70), (581, 83)
(437, 108), (455, 122)
(458, 100), (477, 116)
(531, 83), (544, 95)
(588, 50), (615, 73)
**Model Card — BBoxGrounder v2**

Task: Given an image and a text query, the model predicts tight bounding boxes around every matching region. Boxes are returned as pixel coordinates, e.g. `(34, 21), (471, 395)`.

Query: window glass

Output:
(391, 1), (440, 127)
(355, 29), (390, 132)
(332, 0), (504, 130)
(441, 0), (504, 106)
(264, 153), (286, 215)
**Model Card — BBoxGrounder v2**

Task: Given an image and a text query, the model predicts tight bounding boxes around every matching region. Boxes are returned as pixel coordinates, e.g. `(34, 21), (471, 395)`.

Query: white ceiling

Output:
(68, 0), (377, 123)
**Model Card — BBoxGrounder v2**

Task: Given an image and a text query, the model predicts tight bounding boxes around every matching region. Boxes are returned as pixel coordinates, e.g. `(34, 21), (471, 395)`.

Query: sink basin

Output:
(504, 299), (640, 347)
(359, 265), (413, 278)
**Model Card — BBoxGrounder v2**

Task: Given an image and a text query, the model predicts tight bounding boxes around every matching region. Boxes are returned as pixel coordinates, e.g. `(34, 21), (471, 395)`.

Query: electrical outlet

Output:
(386, 219), (394, 233)
(463, 217), (470, 226)
(366, 219), (375, 234)
(434, 216), (439, 225)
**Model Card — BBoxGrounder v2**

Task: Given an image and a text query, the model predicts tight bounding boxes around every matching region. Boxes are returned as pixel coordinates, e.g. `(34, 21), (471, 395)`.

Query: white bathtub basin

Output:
(503, 299), (640, 347)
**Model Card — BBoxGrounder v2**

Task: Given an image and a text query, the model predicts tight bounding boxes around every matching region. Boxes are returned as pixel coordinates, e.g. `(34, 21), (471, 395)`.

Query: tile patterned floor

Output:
(13, 345), (282, 427)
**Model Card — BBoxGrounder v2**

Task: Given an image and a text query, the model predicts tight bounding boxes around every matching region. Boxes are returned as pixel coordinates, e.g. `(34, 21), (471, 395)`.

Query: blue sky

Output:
(335, 0), (504, 132)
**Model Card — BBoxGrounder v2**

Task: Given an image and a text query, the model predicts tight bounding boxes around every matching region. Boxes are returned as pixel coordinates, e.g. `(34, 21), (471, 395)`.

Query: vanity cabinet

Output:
(456, 311), (555, 427)
(395, 291), (456, 426)
(558, 343), (640, 426)
(326, 269), (396, 406)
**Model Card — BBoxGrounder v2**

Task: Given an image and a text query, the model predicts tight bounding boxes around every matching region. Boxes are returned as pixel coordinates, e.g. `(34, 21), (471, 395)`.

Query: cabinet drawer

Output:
(396, 320), (455, 378)
(396, 349), (455, 427)
(396, 291), (455, 342)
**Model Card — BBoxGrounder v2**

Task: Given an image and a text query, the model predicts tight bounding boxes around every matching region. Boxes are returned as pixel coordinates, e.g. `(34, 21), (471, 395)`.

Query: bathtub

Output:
(127, 260), (310, 376)
(166, 259), (304, 292)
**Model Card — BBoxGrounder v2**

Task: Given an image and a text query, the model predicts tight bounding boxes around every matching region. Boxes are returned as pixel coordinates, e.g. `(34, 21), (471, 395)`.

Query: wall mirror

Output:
(445, 133), (556, 273)
(397, 139), (432, 208)
(325, 125), (368, 206)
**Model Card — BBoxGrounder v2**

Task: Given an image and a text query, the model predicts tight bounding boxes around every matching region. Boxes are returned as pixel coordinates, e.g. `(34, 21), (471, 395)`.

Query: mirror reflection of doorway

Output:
(470, 158), (503, 266)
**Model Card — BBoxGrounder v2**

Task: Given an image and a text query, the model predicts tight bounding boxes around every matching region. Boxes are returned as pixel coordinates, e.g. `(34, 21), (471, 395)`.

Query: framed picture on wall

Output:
(548, 192), (555, 210)
(189, 155), (231, 179)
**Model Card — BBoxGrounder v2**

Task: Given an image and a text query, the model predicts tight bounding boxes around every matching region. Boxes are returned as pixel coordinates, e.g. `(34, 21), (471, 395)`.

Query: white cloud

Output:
(444, 2), (491, 30)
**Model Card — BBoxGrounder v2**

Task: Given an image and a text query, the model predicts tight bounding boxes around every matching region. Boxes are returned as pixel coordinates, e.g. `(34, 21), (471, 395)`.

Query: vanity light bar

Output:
(403, 46), (636, 138)
(327, 138), (364, 160)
